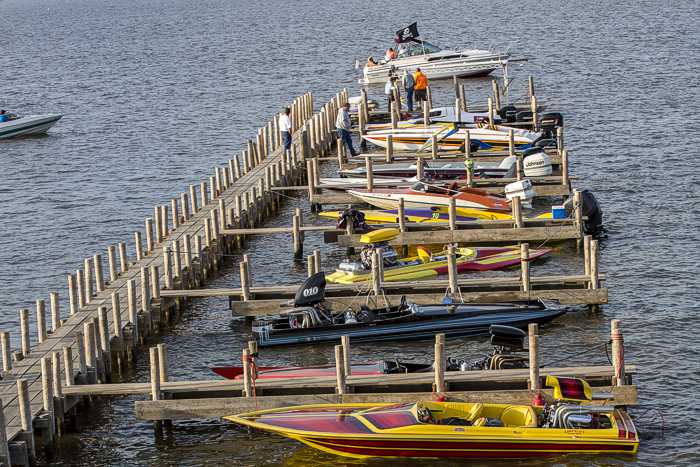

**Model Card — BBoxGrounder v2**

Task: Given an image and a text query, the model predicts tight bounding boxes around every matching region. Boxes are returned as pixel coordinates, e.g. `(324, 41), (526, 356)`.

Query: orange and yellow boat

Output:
(225, 377), (639, 459)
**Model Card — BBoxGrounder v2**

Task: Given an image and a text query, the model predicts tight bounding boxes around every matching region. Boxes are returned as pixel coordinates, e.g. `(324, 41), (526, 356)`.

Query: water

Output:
(2, 0), (700, 465)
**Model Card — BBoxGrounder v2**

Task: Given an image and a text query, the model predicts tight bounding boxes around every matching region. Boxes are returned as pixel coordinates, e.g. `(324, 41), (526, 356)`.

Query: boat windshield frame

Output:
(397, 40), (441, 58)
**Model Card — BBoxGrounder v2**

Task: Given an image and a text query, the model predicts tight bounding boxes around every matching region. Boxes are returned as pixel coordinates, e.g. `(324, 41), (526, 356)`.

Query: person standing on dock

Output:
(385, 74), (398, 110)
(414, 68), (428, 107)
(279, 107), (292, 152)
(403, 70), (415, 112)
(336, 102), (359, 158)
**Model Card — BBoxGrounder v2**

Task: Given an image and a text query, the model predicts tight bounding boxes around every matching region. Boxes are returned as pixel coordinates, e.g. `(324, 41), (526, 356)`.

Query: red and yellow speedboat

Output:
(225, 377), (639, 459)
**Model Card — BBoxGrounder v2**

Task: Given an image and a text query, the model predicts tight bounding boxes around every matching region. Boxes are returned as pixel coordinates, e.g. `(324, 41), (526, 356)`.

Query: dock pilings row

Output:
(0, 89), (350, 466)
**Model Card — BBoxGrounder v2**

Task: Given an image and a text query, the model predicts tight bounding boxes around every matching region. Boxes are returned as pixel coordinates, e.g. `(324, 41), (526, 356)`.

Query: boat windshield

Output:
(398, 41), (442, 57)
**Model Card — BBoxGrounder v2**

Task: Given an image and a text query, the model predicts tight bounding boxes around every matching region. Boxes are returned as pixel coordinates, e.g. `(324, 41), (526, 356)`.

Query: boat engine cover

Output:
(294, 272), (326, 307)
(489, 325), (526, 350)
(523, 152), (553, 177)
(505, 179), (536, 204)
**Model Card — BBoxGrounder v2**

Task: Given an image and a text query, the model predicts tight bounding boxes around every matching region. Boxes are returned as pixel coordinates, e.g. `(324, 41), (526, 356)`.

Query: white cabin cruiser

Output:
(0, 114), (62, 139)
(360, 23), (508, 85)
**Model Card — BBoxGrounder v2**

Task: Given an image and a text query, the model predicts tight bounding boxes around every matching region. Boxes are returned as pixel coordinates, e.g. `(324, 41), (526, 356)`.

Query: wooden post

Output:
(423, 104), (429, 126)
(426, 85), (433, 108)
(118, 241), (128, 273)
(41, 356), (55, 437)
(127, 279), (139, 345)
(63, 346), (74, 386)
(528, 75), (535, 98)
(385, 134), (393, 163)
(512, 196), (523, 229)
(242, 348), (252, 397)
(0, 400), (10, 466)
(531, 95), (538, 131)
(492, 79), (501, 110)
(459, 84), (467, 111)
(448, 197), (457, 231)
(390, 101), (398, 129)
(52, 351), (63, 403)
(573, 190), (583, 234)
(434, 334), (445, 393)
(111, 291), (122, 340)
(341, 335), (351, 376)
(561, 149), (569, 187)
(431, 134), (438, 159)
(189, 185), (198, 213)
(521, 243), (531, 292)
(365, 156), (374, 192)
(398, 198), (406, 232)
(76, 269), (85, 309)
(67, 273), (78, 316)
(157, 343), (168, 383)
(181, 192), (190, 222)
(20, 308), (30, 357)
(171, 239), (182, 282)
(171, 198), (179, 229)
(334, 345), (347, 395)
(49, 291), (60, 333)
(163, 246), (173, 289)
(305, 159), (315, 202)
(183, 233), (192, 272)
(239, 261), (250, 301)
(145, 218), (154, 254)
(313, 249), (321, 275)
(134, 231), (144, 261)
(583, 235), (592, 276)
(94, 253), (105, 293)
(447, 244), (458, 295)
(154, 206), (163, 244)
(17, 379), (34, 458)
(149, 265), (160, 301)
(36, 299), (47, 344)
(487, 97), (494, 126)
(76, 330), (87, 380)
(0, 332), (10, 373)
(84, 257), (93, 302)
(83, 321), (96, 382)
(590, 239), (599, 289)
(371, 250), (381, 296)
(416, 157), (424, 181)
(292, 214), (303, 259)
(528, 323), (539, 390)
(107, 245), (118, 283)
(611, 320), (625, 386)
(149, 347), (161, 401)
(200, 181), (208, 207)
(140, 266), (151, 316)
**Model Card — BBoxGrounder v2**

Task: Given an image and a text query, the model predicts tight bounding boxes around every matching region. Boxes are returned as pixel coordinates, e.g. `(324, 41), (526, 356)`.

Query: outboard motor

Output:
(498, 104), (519, 123)
(489, 325), (526, 351)
(293, 272), (327, 307)
(580, 190), (605, 237)
(523, 152), (553, 177)
(336, 207), (368, 232)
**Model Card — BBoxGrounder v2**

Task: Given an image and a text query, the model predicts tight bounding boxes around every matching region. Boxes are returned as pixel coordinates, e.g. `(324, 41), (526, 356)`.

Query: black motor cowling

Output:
(498, 104), (519, 123)
(538, 112), (563, 128)
(581, 189), (605, 237)
(489, 325), (526, 351)
(293, 272), (326, 307)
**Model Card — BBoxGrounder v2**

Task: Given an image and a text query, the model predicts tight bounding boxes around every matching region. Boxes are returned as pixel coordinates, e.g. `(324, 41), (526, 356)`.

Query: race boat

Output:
(359, 23), (508, 85)
(251, 272), (565, 347)
(362, 124), (543, 152)
(225, 376), (639, 459)
(348, 182), (511, 211)
(319, 177), (416, 189)
(0, 114), (62, 139)
(213, 325), (533, 379)
(339, 158), (517, 180)
(327, 234), (551, 284)
(319, 207), (552, 224)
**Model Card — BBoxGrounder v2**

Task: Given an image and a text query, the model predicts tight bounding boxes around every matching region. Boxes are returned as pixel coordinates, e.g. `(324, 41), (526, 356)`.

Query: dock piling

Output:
(242, 348), (252, 397)
(334, 345), (347, 395)
(107, 245), (118, 283)
(19, 309), (30, 357)
(50, 292), (60, 333)
(590, 240), (600, 289)
(520, 243), (531, 292)
(341, 335), (351, 376)
(433, 334), (446, 393)
(0, 332), (10, 373)
(67, 274), (78, 316)
(528, 323), (540, 390)
(447, 244), (458, 295)
(17, 379), (35, 458)
(611, 320), (625, 386)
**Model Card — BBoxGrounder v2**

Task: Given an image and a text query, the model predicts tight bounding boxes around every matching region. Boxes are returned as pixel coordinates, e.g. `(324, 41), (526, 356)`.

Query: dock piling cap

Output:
(359, 227), (400, 244)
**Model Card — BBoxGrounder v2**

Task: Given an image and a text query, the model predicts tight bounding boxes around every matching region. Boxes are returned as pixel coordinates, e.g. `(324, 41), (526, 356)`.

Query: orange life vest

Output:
(414, 72), (428, 90)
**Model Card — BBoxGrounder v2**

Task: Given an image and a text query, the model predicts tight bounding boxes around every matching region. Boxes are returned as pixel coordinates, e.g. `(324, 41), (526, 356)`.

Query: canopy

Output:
(394, 22), (419, 43)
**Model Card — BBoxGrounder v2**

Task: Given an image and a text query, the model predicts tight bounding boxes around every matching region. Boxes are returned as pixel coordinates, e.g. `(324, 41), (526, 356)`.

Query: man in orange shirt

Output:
(413, 68), (428, 105)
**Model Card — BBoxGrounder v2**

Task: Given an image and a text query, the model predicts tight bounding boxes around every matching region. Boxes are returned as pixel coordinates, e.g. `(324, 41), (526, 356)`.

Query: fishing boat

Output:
(251, 272), (564, 347)
(339, 158), (517, 180)
(225, 376), (639, 459)
(327, 238), (551, 284)
(0, 114), (62, 139)
(319, 207), (552, 224)
(362, 123), (543, 152)
(213, 324), (532, 379)
(348, 182), (511, 211)
(359, 23), (508, 85)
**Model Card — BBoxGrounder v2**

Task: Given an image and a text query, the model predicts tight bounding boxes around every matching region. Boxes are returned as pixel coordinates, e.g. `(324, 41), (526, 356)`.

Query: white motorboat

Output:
(319, 177), (416, 189)
(365, 106), (495, 131)
(359, 23), (508, 85)
(0, 114), (62, 139)
(340, 158), (517, 179)
(362, 123), (543, 152)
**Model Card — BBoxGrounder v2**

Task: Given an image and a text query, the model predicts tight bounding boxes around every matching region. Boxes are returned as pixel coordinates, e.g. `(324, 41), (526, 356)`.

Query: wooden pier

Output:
(0, 76), (625, 466)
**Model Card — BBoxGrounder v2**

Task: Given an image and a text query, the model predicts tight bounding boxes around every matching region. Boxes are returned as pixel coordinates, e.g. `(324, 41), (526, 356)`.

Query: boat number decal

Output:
(432, 212), (440, 219)
(303, 287), (319, 297)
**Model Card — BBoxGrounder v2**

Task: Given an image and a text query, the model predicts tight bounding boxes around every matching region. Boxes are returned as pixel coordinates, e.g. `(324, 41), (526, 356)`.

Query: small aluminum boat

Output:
(0, 114), (62, 139)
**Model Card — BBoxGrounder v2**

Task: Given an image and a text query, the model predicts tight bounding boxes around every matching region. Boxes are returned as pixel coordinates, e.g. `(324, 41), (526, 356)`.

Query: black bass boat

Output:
(252, 273), (565, 347)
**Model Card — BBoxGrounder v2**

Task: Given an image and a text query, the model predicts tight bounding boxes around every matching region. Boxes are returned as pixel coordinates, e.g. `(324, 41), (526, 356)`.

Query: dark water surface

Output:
(2, 0), (699, 465)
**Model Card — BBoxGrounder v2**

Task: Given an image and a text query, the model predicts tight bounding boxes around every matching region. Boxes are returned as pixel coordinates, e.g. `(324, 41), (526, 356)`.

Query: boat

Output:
(327, 238), (551, 284)
(362, 123), (544, 152)
(213, 324), (532, 379)
(359, 23), (508, 85)
(319, 177), (416, 189)
(347, 182), (511, 211)
(251, 272), (564, 347)
(339, 158), (517, 180)
(225, 376), (639, 459)
(0, 114), (62, 139)
(319, 207), (553, 224)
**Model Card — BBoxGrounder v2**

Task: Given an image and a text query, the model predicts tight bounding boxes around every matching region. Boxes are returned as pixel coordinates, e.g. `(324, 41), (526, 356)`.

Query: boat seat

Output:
(467, 403), (484, 421)
(500, 406), (537, 427)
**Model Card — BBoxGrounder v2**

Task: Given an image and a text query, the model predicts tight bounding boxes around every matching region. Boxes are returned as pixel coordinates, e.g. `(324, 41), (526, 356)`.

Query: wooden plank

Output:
(134, 385), (638, 420)
(231, 288), (609, 315)
(220, 226), (338, 236)
(160, 274), (606, 298)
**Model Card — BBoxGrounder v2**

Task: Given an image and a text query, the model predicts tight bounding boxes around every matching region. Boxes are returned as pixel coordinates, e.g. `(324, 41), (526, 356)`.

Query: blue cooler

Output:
(551, 205), (566, 219)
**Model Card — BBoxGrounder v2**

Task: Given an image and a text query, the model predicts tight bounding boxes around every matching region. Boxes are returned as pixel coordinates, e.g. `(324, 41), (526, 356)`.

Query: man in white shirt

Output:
(279, 107), (292, 151)
(335, 102), (358, 157)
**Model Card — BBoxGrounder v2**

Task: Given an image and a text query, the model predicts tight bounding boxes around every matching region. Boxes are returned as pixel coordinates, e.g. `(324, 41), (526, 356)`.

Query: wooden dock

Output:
(0, 75), (627, 466)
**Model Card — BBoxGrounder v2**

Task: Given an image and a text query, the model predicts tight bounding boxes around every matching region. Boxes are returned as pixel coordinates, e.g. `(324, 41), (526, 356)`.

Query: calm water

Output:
(1, 0), (700, 465)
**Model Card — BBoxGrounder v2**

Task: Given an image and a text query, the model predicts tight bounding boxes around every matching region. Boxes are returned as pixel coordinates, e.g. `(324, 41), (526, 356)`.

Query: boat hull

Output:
(0, 114), (62, 139)
(347, 188), (510, 211)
